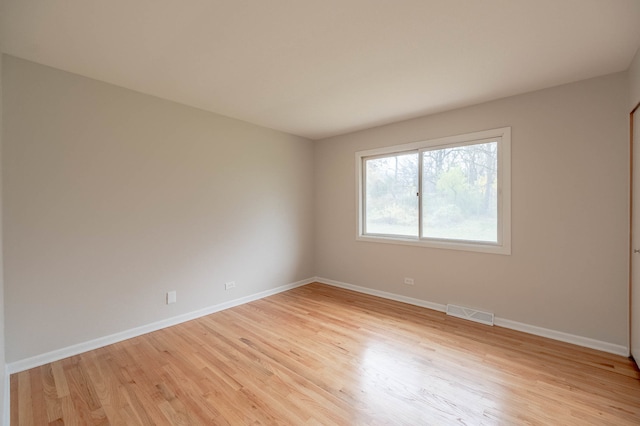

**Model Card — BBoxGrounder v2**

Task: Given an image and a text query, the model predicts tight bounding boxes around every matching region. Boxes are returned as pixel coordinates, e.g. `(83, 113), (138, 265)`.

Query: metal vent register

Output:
(446, 304), (494, 326)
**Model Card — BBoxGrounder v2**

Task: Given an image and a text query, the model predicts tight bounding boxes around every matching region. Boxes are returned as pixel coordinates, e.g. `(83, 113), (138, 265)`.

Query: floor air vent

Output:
(446, 304), (494, 326)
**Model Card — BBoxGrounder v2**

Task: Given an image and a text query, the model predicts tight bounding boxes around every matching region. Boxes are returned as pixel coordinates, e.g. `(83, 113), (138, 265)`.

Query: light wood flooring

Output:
(11, 282), (640, 425)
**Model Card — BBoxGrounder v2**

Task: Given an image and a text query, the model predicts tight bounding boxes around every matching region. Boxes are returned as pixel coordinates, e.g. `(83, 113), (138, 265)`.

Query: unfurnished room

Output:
(1, 0), (640, 424)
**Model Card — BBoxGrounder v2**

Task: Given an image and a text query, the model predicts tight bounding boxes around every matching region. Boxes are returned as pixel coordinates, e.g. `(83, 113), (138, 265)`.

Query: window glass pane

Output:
(422, 141), (498, 242)
(365, 152), (419, 237)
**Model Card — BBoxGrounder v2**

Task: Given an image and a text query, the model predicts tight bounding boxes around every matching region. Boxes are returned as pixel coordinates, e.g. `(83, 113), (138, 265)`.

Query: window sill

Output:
(356, 234), (511, 255)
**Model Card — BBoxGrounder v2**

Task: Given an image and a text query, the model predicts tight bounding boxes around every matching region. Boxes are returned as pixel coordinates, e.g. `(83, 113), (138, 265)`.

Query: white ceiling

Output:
(2, 1), (640, 140)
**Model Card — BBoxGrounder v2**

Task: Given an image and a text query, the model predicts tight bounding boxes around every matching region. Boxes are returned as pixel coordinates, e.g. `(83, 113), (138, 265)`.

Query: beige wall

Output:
(315, 72), (629, 346)
(0, 52), (635, 367)
(630, 48), (640, 109)
(0, 50), (6, 419)
(2, 56), (315, 362)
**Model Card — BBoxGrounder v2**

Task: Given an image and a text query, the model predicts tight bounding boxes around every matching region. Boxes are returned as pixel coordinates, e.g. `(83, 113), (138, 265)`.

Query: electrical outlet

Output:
(225, 281), (236, 290)
(166, 291), (177, 304)
(404, 277), (414, 285)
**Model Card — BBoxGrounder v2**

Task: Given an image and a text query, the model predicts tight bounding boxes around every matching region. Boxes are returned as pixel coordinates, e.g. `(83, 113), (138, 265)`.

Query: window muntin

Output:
(356, 128), (511, 255)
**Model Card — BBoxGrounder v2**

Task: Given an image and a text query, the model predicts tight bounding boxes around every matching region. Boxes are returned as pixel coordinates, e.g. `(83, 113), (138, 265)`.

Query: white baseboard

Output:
(315, 276), (630, 357)
(7, 278), (314, 374)
(493, 318), (629, 357)
(317, 277), (447, 313)
(7, 275), (630, 376)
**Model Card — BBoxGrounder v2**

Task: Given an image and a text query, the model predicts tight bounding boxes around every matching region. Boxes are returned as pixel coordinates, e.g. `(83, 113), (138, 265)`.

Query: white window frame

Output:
(356, 127), (511, 255)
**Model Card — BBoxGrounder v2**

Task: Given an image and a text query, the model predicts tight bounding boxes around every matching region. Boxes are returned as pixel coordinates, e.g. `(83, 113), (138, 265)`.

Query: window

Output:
(356, 127), (511, 254)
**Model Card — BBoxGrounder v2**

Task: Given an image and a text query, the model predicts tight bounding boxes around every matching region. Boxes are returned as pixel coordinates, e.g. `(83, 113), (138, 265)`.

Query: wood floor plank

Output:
(17, 372), (34, 426)
(40, 364), (63, 423)
(10, 282), (640, 425)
